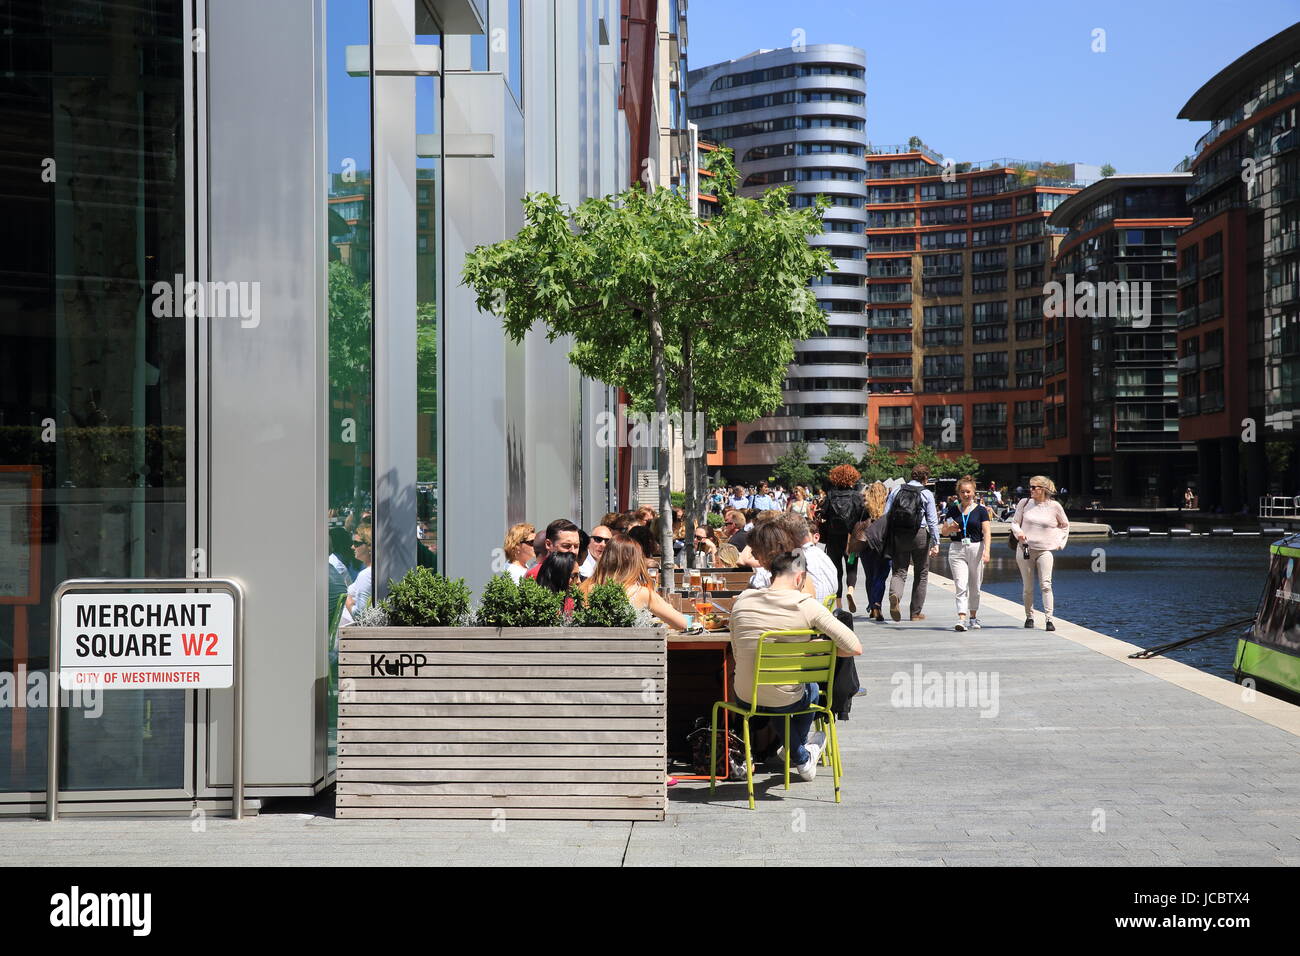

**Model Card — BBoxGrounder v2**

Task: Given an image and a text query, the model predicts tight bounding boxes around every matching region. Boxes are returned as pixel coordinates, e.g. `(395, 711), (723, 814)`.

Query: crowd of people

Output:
(496, 469), (1071, 783)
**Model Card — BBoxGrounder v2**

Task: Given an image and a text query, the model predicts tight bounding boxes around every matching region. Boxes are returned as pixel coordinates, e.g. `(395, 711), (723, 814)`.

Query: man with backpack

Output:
(883, 465), (940, 621)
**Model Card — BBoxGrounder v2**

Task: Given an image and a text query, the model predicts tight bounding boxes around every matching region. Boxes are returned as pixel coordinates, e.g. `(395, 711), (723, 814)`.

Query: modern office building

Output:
(687, 45), (868, 481)
(0, 0), (637, 814)
(1175, 23), (1300, 511)
(861, 148), (1093, 486)
(1044, 175), (1196, 504)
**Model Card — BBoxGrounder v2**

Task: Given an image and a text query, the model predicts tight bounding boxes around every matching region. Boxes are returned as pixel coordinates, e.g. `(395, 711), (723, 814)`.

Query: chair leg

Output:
(743, 717), (755, 810)
(783, 715), (791, 790)
(709, 703), (720, 794)
(828, 714), (842, 804)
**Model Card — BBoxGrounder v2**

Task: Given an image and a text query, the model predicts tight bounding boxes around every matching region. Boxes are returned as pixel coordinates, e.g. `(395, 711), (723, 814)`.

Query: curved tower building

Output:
(687, 45), (868, 480)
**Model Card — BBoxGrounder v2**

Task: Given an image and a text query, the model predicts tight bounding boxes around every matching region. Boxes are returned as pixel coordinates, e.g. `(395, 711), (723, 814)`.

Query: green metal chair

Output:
(709, 629), (843, 809)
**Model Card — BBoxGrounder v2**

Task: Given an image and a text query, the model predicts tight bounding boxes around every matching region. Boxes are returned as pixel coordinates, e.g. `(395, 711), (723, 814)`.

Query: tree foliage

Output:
(815, 439), (858, 486)
(858, 443), (903, 483)
(773, 441), (815, 490)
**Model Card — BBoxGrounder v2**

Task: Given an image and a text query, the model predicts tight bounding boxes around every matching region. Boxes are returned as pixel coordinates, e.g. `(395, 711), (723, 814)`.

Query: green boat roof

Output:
(1270, 532), (1300, 558)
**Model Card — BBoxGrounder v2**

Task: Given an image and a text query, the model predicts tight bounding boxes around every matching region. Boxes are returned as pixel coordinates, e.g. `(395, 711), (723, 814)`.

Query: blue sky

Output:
(686, 0), (1300, 173)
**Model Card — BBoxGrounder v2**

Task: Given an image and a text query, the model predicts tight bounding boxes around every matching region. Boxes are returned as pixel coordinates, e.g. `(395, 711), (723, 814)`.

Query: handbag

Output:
(687, 717), (747, 779)
(846, 518), (872, 555)
(1007, 498), (1028, 553)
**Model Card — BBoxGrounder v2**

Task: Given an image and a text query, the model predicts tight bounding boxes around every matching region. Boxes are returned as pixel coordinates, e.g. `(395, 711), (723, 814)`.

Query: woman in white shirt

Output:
(502, 522), (536, 583)
(1010, 476), (1070, 631)
(344, 525), (373, 623)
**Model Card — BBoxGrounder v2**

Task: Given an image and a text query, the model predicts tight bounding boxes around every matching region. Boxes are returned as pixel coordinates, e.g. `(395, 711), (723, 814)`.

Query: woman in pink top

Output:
(1010, 475), (1070, 631)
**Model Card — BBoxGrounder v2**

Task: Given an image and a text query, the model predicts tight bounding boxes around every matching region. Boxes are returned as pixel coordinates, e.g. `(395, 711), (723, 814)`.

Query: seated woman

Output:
(535, 550), (581, 615)
(730, 549), (862, 781)
(580, 534), (687, 630)
(745, 519), (817, 595)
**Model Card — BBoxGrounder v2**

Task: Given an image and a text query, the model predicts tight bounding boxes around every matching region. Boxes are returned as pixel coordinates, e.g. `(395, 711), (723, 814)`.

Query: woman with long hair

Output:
(1010, 475), (1070, 631)
(858, 481), (892, 621)
(581, 534), (687, 630)
(787, 485), (811, 517)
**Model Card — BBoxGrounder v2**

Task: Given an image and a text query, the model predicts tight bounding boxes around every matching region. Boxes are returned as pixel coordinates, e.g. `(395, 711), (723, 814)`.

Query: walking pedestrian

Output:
(1010, 475), (1070, 630)
(856, 481), (892, 621)
(941, 476), (992, 631)
(818, 464), (865, 608)
(883, 465), (940, 621)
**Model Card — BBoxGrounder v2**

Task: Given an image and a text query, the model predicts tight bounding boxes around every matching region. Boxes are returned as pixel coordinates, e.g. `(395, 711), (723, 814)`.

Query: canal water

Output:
(926, 534), (1271, 680)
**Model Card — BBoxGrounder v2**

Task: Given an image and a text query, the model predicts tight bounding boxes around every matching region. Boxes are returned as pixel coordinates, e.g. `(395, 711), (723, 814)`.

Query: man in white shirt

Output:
(579, 525), (611, 577)
(789, 514), (837, 603)
(883, 465), (940, 621)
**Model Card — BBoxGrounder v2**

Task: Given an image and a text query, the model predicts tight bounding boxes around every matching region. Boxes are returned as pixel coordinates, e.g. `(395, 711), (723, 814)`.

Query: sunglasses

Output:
(352, 539), (367, 547)
(590, 535), (609, 544)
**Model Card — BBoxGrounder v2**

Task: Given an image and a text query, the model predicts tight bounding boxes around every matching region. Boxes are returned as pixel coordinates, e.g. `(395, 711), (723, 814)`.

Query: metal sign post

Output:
(46, 577), (246, 822)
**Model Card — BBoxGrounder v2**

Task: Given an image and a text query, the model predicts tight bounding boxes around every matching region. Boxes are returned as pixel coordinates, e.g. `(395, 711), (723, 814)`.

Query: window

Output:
(923, 405), (964, 449)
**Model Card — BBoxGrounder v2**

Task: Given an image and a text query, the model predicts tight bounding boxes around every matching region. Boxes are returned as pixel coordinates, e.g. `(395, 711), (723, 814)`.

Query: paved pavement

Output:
(5, 571), (1299, 866)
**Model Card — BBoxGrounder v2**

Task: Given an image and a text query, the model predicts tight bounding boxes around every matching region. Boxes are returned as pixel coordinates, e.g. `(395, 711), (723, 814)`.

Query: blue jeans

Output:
(756, 684), (821, 766)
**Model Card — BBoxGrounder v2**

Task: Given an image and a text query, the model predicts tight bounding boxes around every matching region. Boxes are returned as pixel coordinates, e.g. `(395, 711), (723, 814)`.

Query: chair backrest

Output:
(747, 629), (837, 711)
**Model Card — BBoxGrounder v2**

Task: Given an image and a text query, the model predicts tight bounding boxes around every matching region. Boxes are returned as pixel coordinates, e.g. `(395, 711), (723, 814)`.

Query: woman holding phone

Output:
(941, 476), (992, 632)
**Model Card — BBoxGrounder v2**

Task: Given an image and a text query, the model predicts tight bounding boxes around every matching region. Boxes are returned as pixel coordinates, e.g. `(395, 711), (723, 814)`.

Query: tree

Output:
(462, 151), (831, 587)
(858, 443), (903, 483)
(903, 443), (945, 476)
(1099, 163), (1116, 178)
(947, 453), (982, 481)
(773, 441), (815, 491)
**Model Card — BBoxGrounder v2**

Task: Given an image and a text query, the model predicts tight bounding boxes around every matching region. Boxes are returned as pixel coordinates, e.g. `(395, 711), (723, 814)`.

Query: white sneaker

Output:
(954, 620), (967, 632)
(807, 731), (826, 750)
(970, 618), (982, 629)
(796, 743), (823, 781)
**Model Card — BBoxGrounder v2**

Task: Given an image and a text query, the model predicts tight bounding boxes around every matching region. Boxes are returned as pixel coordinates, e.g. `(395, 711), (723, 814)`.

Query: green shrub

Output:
(385, 567), (471, 627)
(669, 491), (685, 508)
(475, 573), (525, 627)
(570, 580), (637, 628)
(706, 512), (723, 529)
(514, 577), (566, 627)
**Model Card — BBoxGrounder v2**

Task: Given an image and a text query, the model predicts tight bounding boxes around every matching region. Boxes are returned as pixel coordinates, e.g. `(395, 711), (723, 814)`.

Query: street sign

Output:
(57, 591), (235, 690)
(636, 469), (659, 509)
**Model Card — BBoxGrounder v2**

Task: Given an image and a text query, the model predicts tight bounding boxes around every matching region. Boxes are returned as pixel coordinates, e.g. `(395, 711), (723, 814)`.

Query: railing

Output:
(1176, 263), (1198, 287)
(1200, 252), (1222, 277)
(1044, 358), (1065, 377)
(867, 364), (914, 377)
(1269, 283), (1299, 307)
(1199, 391), (1225, 412)
(921, 264), (963, 276)
(869, 289), (913, 303)
(1193, 73), (1300, 160)
(1178, 395), (1200, 416)
(1177, 304), (1199, 328)
(971, 260), (1008, 274)
(1259, 495), (1300, 519)
(1176, 353), (1199, 371)
(1200, 296), (1223, 321)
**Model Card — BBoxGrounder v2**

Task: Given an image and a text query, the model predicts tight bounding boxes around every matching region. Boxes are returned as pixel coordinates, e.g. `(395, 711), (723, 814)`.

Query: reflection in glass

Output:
(326, 0), (375, 771)
(0, 0), (188, 793)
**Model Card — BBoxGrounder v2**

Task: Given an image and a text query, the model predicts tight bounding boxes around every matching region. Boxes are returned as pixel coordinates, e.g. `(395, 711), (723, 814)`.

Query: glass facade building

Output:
(0, 0), (630, 815)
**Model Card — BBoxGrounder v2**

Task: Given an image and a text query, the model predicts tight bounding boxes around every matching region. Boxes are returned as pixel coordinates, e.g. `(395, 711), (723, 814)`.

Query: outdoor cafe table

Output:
(666, 629), (734, 780)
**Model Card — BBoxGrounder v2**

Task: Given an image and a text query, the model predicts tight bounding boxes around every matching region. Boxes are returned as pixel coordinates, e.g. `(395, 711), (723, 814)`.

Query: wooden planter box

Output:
(336, 627), (666, 820)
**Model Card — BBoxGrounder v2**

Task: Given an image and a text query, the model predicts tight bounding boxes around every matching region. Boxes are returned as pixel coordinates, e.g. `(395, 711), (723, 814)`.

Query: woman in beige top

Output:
(1010, 475), (1070, 630)
(788, 486), (811, 516)
(729, 549), (862, 781)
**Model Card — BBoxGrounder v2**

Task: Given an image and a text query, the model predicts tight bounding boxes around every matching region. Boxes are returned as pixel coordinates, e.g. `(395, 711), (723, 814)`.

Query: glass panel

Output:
(325, 0), (375, 772)
(415, 7), (440, 575)
(0, 0), (188, 792)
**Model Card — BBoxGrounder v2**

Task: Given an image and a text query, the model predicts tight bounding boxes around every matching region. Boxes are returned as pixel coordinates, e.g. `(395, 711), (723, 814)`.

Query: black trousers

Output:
(822, 532), (858, 599)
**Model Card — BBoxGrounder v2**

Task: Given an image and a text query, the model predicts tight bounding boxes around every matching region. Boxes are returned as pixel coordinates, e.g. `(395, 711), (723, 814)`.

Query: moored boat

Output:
(1235, 532), (1300, 702)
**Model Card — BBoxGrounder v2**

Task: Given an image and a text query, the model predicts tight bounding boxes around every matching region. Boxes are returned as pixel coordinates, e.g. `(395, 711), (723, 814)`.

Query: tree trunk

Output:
(680, 325), (695, 570)
(649, 301), (674, 593)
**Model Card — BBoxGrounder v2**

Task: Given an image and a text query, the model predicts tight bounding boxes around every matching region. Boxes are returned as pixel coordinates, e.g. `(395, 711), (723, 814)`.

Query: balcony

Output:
(1199, 252), (1222, 277)
(1268, 230), (1300, 257)
(868, 289), (913, 304)
(1044, 357), (1065, 377)
(1200, 346), (1223, 368)
(867, 364), (914, 378)
(971, 260), (1008, 274)
(1176, 263), (1198, 287)
(921, 264), (963, 276)
(1200, 296), (1223, 321)
(1199, 391), (1225, 412)
(1279, 183), (1300, 205)
(867, 315), (913, 330)
(1268, 283), (1299, 307)
(1177, 304), (1199, 328)
(1176, 353), (1199, 372)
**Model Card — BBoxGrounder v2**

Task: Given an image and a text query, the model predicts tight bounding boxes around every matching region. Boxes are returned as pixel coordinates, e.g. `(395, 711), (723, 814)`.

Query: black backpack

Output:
(889, 484), (926, 534)
(821, 487), (861, 535)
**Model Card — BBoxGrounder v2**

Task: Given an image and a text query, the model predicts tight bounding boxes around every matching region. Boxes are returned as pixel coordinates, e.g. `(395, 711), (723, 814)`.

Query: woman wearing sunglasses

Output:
(1010, 476), (1070, 630)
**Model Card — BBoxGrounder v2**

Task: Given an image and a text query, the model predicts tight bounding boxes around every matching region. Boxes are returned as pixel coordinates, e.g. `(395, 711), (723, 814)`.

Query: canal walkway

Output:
(4, 576), (1299, 866)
